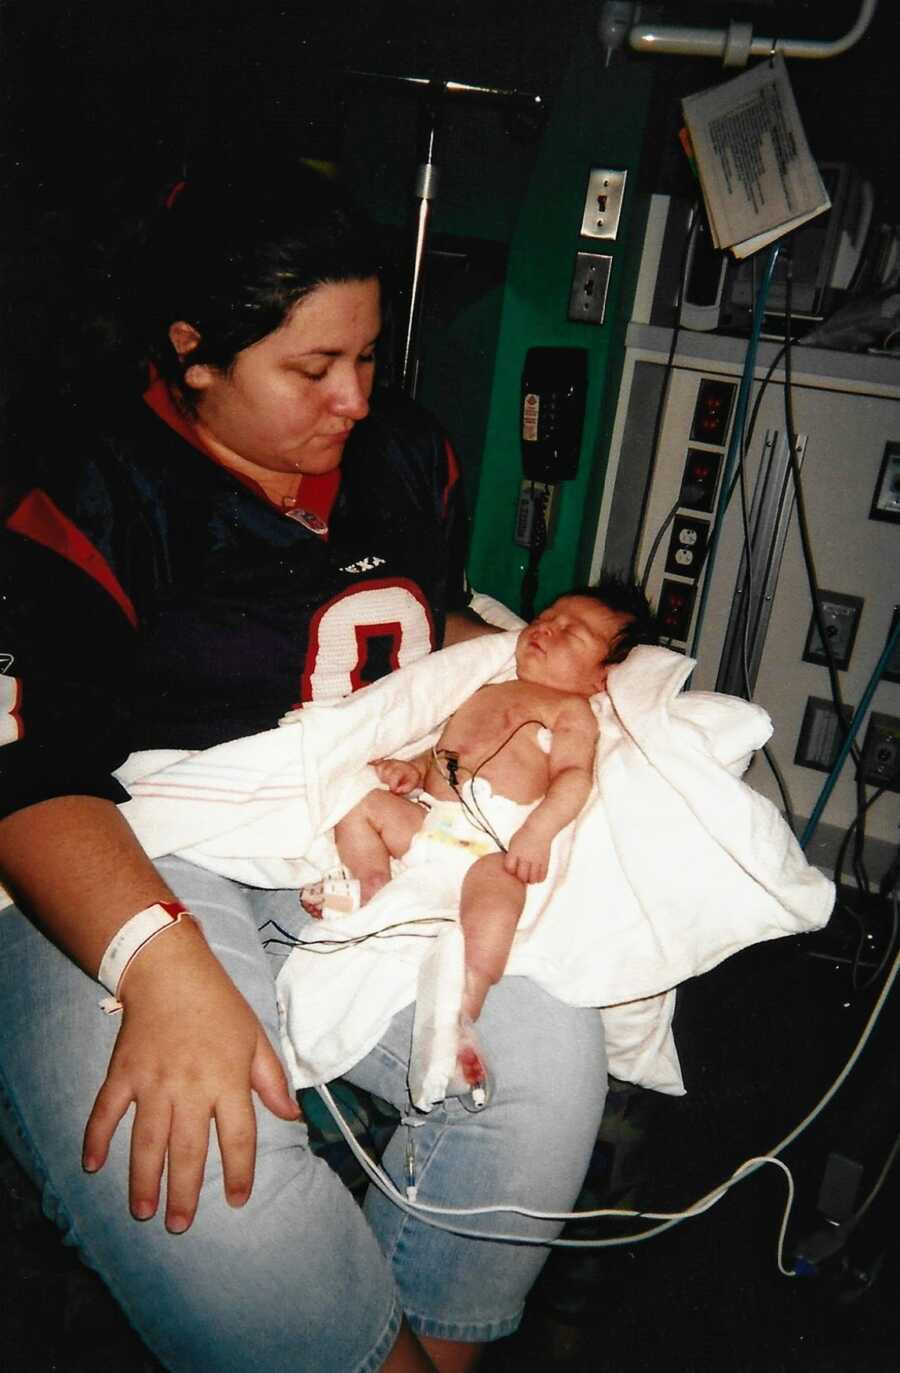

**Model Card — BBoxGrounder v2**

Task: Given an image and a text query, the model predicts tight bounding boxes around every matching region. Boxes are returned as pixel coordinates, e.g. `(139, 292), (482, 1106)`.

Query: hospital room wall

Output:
(465, 52), (657, 616)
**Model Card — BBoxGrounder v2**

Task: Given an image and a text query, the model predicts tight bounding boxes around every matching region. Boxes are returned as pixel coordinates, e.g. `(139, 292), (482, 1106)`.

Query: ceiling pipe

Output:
(627, 0), (878, 67)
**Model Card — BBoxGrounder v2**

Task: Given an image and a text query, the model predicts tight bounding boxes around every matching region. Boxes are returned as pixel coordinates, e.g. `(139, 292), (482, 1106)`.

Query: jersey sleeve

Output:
(0, 498), (138, 821)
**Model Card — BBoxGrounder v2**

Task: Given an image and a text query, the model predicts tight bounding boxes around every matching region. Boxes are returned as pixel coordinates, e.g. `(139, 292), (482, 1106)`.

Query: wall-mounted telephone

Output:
(520, 346), (588, 482)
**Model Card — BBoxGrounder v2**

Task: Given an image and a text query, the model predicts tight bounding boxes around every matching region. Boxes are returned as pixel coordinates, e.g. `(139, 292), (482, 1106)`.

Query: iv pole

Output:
(345, 72), (544, 397)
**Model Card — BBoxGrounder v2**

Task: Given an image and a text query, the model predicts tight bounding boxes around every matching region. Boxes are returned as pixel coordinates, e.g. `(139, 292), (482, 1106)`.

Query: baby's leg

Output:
(459, 853), (526, 1022)
(446, 854), (526, 1102)
(334, 789), (426, 904)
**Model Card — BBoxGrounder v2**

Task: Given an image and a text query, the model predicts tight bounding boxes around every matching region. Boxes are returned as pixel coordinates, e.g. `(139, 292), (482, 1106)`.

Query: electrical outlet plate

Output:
(802, 591), (864, 671)
(859, 712), (900, 791)
(568, 252), (612, 325)
(665, 514), (710, 581)
(579, 168), (626, 241)
(657, 578), (696, 644)
(679, 448), (723, 513)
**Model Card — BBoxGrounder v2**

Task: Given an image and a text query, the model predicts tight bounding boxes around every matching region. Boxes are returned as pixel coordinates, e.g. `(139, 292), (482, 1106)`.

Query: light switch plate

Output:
(568, 252), (612, 324)
(579, 168), (627, 241)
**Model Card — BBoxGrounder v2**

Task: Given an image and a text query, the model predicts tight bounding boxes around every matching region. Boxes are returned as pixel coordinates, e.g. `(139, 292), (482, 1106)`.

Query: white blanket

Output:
(112, 628), (834, 1103)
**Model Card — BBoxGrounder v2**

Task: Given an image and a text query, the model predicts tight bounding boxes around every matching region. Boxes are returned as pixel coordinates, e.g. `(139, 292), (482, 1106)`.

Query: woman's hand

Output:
(82, 920), (301, 1234)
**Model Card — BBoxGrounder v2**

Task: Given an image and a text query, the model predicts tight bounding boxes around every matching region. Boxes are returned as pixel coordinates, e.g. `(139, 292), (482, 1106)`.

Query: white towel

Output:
(271, 642), (835, 1105)
(4, 600), (832, 1101)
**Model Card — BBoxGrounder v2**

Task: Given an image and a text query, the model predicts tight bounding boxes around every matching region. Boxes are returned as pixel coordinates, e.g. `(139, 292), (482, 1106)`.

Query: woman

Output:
(0, 165), (608, 1372)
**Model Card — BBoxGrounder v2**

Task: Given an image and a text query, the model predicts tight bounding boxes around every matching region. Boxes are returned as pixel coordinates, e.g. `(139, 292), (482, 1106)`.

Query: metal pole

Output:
(343, 71), (544, 396)
(401, 99), (441, 397)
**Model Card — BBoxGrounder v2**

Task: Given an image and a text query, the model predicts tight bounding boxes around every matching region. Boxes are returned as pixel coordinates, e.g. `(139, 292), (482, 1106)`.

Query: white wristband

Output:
(97, 900), (189, 1010)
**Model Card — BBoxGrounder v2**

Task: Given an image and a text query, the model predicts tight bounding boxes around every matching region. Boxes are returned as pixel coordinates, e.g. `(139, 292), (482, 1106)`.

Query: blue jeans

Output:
(0, 857), (607, 1371)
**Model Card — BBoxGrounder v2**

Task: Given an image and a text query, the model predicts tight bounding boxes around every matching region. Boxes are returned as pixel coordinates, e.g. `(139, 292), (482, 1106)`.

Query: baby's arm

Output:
(504, 699), (596, 884)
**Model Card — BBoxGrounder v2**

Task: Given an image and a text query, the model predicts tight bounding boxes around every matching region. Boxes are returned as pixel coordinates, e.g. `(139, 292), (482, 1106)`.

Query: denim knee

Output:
(346, 976), (608, 1342)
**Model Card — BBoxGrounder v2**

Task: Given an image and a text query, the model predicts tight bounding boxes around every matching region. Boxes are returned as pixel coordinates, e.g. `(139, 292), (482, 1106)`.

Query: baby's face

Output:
(516, 595), (631, 696)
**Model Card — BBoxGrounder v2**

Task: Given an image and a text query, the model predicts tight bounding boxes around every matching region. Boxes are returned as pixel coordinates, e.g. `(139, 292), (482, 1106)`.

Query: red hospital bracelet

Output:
(97, 900), (191, 1014)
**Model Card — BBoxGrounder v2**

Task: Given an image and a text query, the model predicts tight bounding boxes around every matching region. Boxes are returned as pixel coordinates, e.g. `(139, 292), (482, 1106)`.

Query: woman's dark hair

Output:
(140, 162), (388, 401)
(565, 571), (662, 664)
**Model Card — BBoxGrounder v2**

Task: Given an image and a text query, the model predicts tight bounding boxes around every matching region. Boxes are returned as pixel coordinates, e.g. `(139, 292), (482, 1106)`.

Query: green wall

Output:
(467, 50), (656, 614)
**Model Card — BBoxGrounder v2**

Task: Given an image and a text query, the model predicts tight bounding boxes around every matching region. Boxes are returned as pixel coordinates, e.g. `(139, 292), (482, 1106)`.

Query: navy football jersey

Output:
(0, 385), (469, 819)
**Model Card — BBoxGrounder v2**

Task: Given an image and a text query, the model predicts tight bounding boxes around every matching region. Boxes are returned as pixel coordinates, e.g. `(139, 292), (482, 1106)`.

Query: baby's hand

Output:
(373, 757), (422, 794)
(504, 831), (551, 884)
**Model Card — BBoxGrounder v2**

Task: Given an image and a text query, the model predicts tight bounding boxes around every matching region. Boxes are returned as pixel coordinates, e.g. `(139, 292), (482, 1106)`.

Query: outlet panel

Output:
(568, 252), (612, 325)
(858, 712), (900, 791)
(579, 168), (627, 241)
(795, 696), (854, 773)
(664, 514), (710, 580)
(690, 378), (736, 446)
(802, 592), (864, 671)
(657, 579), (696, 645)
(679, 448), (723, 513)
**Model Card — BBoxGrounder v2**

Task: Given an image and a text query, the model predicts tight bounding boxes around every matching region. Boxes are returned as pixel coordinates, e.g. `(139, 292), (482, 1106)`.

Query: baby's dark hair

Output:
(565, 571), (661, 664)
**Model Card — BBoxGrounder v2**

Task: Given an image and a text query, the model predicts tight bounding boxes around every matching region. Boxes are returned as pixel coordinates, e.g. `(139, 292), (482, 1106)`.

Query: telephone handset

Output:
(520, 346), (588, 483)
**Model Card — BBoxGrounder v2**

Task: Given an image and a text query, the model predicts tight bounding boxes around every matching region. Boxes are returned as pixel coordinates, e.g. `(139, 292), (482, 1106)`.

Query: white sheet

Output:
(101, 609), (834, 1101)
(272, 641), (834, 1104)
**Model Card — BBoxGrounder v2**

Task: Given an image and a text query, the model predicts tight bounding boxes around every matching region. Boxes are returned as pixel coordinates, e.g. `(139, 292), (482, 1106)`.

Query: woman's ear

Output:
(168, 322), (215, 391)
(168, 321), (201, 360)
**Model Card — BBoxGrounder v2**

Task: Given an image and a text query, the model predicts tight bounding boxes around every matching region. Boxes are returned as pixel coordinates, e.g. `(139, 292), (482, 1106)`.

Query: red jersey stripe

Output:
(6, 490), (139, 629)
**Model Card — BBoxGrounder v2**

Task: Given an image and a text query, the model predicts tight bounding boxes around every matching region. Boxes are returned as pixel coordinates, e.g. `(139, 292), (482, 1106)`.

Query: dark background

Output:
(3, 1), (900, 409)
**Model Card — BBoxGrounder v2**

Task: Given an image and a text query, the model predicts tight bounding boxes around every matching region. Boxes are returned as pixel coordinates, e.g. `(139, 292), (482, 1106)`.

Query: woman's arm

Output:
(443, 608), (503, 645)
(0, 797), (300, 1233)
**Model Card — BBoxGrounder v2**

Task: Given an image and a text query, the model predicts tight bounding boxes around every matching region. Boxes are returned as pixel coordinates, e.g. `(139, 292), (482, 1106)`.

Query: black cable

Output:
(433, 719), (547, 854)
(733, 369), (797, 833)
(830, 785), (891, 990)
(781, 253), (877, 882)
(639, 496), (681, 596)
(782, 253), (861, 773)
(260, 915), (455, 955)
(520, 483), (548, 622)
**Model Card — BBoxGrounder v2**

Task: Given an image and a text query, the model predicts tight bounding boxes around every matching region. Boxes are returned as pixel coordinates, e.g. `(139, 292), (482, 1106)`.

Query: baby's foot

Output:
(299, 871), (361, 918)
(446, 1016), (492, 1111)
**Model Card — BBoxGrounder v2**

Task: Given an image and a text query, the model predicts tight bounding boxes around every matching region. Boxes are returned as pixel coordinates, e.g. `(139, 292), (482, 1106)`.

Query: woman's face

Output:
(175, 277), (381, 478)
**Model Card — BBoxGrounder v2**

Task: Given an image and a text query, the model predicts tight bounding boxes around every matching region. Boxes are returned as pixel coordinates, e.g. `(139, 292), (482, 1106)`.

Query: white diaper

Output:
(400, 781), (536, 898)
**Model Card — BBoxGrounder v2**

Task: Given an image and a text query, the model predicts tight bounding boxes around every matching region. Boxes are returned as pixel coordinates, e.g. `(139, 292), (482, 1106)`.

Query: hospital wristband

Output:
(97, 900), (191, 1012)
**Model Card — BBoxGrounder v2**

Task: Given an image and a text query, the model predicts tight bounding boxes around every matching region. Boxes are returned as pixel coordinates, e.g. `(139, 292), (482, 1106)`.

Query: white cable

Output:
(315, 945), (899, 1258)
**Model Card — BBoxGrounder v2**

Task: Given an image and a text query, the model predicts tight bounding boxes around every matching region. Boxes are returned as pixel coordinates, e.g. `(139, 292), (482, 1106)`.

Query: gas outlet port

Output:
(803, 592), (864, 671)
(858, 712), (900, 792)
